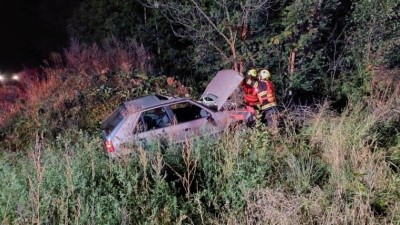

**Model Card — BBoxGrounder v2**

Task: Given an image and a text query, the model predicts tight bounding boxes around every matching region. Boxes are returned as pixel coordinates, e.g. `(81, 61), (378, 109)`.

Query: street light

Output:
(0, 74), (4, 82)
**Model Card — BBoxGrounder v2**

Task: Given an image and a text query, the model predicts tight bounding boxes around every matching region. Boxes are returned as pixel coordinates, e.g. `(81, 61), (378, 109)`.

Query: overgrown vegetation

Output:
(1, 0), (400, 224)
(1, 99), (400, 224)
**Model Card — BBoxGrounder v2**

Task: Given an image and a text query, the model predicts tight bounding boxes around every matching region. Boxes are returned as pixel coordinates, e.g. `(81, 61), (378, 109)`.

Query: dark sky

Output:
(0, 0), (79, 72)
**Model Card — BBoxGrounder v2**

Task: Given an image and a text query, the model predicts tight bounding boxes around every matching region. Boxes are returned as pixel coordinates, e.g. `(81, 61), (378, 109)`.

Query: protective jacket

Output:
(257, 80), (277, 110)
(242, 77), (260, 107)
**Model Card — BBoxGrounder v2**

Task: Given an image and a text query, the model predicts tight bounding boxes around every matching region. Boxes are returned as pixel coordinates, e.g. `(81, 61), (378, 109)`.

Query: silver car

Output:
(101, 70), (254, 156)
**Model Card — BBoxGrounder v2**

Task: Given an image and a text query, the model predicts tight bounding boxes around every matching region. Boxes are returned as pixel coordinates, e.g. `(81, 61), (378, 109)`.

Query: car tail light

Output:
(104, 140), (115, 153)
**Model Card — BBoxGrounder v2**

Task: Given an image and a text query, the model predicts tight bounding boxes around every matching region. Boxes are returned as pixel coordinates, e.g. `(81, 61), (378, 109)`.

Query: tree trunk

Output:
(289, 49), (295, 75)
(231, 43), (239, 72)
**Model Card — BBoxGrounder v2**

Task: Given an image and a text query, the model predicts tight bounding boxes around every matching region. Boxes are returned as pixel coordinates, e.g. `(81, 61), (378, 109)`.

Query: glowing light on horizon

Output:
(0, 73), (21, 83)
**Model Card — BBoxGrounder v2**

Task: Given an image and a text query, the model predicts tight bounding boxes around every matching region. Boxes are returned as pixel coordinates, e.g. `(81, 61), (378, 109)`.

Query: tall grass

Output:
(1, 97), (399, 224)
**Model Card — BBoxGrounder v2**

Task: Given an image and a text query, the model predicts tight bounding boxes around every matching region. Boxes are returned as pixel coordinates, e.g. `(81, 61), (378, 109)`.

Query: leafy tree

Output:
(141, 0), (275, 75)
(349, 0), (400, 69)
(340, 0), (400, 101)
(254, 0), (349, 98)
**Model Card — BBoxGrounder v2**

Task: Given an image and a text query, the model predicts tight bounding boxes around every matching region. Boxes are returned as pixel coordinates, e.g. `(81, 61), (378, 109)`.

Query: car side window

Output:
(170, 102), (210, 123)
(134, 116), (148, 133)
(140, 107), (172, 130)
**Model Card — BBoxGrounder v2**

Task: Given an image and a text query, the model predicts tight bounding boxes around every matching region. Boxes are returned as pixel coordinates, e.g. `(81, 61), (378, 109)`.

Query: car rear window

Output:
(101, 108), (124, 136)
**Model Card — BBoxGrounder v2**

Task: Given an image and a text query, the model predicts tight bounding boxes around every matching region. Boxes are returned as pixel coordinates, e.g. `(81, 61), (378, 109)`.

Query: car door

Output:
(164, 101), (221, 142)
(134, 106), (174, 146)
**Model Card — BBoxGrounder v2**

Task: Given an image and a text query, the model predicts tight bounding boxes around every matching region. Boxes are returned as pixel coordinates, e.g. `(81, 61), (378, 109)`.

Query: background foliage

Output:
(66, 0), (399, 103)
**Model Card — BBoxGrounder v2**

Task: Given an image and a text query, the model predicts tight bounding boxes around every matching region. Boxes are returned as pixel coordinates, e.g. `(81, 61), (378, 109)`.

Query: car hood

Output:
(200, 69), (244, 111)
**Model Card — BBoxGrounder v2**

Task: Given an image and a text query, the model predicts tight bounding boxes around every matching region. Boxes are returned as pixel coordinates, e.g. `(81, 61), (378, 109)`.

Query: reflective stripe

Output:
(258, 91), (267, 96)
(265, 81), (276, 103)
(246, 78), (258, 88)
(261, 102), (277, 110)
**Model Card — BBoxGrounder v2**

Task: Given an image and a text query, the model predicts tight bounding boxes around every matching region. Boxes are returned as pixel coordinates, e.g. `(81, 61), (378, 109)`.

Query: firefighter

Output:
(257, 69), (278, 127)
(244, 68), (259, 87)
(242, 68), (260, 113)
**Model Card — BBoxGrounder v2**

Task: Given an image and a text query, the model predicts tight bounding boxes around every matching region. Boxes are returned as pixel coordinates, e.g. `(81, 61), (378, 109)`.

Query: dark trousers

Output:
(261, 107), (278, 126)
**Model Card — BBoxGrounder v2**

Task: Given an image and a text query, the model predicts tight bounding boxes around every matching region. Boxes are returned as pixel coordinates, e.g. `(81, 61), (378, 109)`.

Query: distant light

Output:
(0, 74), (4, 82)
(12, 74), (19, 81)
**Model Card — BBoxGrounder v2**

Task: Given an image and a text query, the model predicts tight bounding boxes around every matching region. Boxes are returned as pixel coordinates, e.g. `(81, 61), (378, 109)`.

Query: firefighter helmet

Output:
(259, 69), (271, 80)
(247, 68), (257, 77)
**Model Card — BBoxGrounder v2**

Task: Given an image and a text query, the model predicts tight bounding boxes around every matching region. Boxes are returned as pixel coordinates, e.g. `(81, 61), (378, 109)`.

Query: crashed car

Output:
(101, 69), (254, 156)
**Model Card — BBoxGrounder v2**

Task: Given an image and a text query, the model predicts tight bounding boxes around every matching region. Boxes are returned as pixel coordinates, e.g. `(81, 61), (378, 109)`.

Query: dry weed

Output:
(370, 68), (400, 121)
(27, 133), (45, 225)
(245, 188), (302, 225)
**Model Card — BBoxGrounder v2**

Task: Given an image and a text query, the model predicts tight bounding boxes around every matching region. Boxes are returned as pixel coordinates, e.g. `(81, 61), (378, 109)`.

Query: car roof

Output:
(101, 95), (187, 128)
(123, 95), (165, 109)
(122, 94), (190, 112)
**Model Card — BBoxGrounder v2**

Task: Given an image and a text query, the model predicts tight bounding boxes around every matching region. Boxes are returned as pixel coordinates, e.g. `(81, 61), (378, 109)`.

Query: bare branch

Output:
(189, 0), (231, 44)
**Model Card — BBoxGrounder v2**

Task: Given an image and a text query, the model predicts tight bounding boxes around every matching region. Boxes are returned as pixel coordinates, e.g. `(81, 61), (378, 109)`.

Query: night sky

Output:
(0, 0), (79, 73)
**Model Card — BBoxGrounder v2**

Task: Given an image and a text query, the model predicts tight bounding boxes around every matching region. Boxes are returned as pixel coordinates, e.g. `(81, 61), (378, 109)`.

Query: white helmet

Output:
(259, 69), (271, 80)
